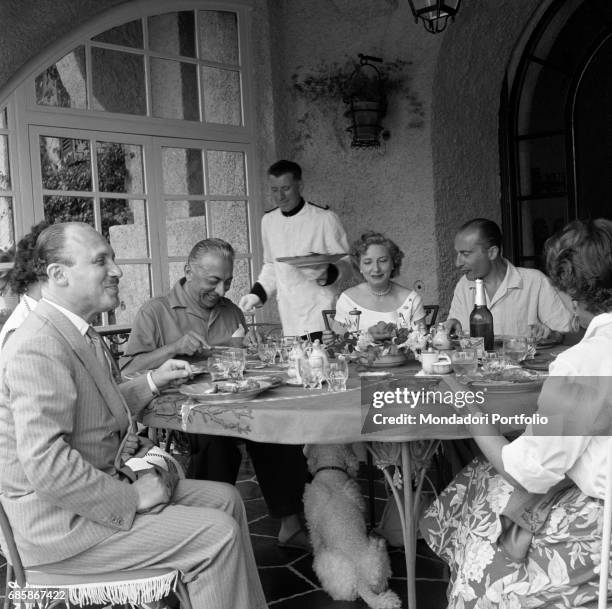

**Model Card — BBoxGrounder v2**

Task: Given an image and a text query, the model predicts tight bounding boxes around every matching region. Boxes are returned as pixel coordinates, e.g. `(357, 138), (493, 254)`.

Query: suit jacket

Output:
(0, 301), (153, 566)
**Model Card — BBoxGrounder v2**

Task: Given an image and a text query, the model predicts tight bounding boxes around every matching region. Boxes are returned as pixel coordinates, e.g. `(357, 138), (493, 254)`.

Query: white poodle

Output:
(303, 444), (402, 609)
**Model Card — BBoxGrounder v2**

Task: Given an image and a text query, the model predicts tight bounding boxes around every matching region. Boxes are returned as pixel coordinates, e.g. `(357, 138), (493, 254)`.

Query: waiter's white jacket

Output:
(253, 201), (350, 336)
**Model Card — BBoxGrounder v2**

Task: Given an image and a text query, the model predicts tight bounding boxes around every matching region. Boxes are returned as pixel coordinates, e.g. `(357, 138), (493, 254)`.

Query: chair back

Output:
(321, 310), (336, 332)
(323, 306), (439, 332)
(423, 305), (439, 328)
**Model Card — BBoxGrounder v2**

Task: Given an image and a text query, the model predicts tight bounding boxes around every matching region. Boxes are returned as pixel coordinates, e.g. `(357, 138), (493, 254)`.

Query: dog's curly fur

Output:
(303, 444), (401, 609)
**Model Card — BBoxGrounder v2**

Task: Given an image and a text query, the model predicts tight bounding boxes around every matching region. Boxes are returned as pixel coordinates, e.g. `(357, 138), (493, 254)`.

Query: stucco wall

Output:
(432, 0), (544, 315)
(267, 0), (442, 307)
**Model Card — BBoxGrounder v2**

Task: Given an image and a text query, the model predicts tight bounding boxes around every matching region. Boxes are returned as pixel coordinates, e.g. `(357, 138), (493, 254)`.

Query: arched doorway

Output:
(502, 0), (612, 268)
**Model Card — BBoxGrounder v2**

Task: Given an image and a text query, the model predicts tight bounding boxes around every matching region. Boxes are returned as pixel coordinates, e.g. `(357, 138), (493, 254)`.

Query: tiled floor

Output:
(238, 461), (449, 609)
(0, 463), (450, 609)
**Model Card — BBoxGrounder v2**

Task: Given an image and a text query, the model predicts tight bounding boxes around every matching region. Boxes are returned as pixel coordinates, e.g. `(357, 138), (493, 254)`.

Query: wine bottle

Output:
(469, 279), (494, 351)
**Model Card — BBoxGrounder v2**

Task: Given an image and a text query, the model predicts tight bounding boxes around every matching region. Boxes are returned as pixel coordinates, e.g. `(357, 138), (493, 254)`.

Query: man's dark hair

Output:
(33, 222), (76, 281)
(459, 218), (503, 251)
(187, 238), (235, 267)
(268, 160), (302, 181)
(10, 221), (50, 294)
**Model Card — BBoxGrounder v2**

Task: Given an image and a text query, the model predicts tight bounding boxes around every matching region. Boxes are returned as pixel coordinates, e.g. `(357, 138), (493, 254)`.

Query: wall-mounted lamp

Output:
(407, 0), (462, 34)
(343, 54), (387, 148)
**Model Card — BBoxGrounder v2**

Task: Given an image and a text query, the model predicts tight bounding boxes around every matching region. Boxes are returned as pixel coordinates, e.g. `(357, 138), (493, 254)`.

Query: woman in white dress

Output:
(332, 231), (426, 333)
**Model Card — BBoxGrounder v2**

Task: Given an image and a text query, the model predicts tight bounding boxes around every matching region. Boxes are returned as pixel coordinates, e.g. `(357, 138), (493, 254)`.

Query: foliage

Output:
(40, 139), (133, 239)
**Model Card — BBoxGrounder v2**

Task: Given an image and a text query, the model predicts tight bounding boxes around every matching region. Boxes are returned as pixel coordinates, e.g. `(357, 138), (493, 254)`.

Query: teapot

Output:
(431, 322), (452, 351)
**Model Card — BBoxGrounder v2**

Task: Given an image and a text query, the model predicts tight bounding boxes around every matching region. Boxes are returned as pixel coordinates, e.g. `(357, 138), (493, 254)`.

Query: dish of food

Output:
(276, 253), (348, 267)
(359, 352), (409, 368)
(468, 367), (546, 393)
(178, 379), (273, 403)
(246, 374), (285, 388)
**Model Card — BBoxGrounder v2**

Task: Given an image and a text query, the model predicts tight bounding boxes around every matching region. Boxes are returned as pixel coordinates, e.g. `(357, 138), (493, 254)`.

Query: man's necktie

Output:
(86, 326), (138, 481)
(85, 326), (121, 383)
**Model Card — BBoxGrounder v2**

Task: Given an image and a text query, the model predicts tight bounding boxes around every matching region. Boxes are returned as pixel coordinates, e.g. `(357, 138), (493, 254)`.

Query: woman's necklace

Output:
(368, 283), (392, 297)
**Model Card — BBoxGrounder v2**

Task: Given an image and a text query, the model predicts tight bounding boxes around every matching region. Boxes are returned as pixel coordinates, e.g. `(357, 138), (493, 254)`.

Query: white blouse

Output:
(502, 312), (612, 499)
(334, 289), (426, 332)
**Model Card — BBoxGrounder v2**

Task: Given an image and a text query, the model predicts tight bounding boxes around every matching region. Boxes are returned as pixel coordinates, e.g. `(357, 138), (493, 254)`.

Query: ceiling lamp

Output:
(407, 0), (462, 34)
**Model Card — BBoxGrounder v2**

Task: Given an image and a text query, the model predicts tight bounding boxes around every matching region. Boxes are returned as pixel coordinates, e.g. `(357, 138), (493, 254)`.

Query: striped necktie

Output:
(85, 326), (121, 383)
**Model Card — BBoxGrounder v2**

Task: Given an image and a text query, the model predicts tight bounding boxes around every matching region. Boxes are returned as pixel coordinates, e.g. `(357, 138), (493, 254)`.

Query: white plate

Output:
(178, 380), (273, 403)
(468, 378), (545, 393)
(276, 253), (347, 268)
(285, 378), (303, 386)
(359, 353), (408, 368)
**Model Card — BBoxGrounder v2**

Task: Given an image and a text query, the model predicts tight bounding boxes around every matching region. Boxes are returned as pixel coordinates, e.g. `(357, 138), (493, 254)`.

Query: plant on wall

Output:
(289, 55), (424, 153)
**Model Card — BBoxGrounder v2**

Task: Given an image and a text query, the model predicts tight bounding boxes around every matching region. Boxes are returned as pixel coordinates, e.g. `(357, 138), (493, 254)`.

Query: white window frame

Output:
(0, 0), (262, 316)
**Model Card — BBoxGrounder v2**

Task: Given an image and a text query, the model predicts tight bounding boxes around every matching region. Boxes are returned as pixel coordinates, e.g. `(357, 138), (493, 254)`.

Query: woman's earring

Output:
(571, 300), (580, 333)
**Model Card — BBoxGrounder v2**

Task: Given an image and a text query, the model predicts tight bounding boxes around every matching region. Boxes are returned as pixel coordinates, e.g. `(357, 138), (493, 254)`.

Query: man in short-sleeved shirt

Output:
(123, 238), (310, 550)
(446, 218), (572, 337)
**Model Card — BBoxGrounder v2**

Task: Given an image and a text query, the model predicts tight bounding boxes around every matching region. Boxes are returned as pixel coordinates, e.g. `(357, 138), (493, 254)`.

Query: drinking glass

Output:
(225, 348), (246, 380)
(503, 336), (528, 364)
(208, 354), (230, 381)
(450, 349), (478, 380)
(298, 357), (322, 389)
(258, 341), (277, 366)
(480, 350), (500, 374)
(326, 356), (349, 392)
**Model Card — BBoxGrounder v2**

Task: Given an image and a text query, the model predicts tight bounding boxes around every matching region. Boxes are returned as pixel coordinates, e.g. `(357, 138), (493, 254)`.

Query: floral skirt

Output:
(420, 458), (610, 609)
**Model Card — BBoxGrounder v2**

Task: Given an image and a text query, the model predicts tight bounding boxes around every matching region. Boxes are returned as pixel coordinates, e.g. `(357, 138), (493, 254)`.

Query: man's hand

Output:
(239, 294), (262, 314)
(120, 431), (140, 461)
(444, 318), (463, 337)
(151, 359), (192, 389)
(133, 472), (172, 513)
(170, 331), (209, 357)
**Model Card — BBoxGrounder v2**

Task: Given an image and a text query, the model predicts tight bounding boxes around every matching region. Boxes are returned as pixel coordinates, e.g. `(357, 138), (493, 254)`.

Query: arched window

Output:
(502, 0), (612, 268)
(0, 1), (259, 326)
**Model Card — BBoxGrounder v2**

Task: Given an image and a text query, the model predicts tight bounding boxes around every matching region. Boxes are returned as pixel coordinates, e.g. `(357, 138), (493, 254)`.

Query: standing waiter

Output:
(239, 160), (351, 340)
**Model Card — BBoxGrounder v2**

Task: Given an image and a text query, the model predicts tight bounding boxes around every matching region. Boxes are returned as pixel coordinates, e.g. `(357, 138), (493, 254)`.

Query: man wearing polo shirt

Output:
(445, 218), (573, 337)
(123, 237), (310, 550)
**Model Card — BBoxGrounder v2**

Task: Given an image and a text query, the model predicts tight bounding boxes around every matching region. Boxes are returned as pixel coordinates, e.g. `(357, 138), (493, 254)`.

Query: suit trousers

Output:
(187, 435), (308, 519)
(38, 480), (267, 609)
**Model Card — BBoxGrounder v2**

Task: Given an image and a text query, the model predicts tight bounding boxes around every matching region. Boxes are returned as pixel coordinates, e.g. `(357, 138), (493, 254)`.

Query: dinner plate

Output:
(358, 353), (409, 368)
(468, 377), (545, 393)
(276, 253), (348, 267)
(178, 380), (273, 404)
(247, 374), (285, 388)
(522, 355), (554, 371)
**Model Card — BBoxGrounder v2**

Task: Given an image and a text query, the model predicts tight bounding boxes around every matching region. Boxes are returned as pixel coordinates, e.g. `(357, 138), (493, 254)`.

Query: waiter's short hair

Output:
(268, 160), (302, 181)
(187, 238), (235, 266)
(458, 218), (502, 251)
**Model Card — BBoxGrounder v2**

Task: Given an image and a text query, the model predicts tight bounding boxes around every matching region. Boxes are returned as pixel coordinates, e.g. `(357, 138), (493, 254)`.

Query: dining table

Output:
(141, 353), (560, 609)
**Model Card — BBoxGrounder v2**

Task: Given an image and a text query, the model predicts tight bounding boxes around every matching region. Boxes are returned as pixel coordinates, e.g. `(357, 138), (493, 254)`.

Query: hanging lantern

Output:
(343, 54), (387, 148)
(407, 0), (461, 34)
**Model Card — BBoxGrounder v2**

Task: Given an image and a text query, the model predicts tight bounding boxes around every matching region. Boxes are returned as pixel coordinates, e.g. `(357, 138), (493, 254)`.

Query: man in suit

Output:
(0, 223), (267, 609)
